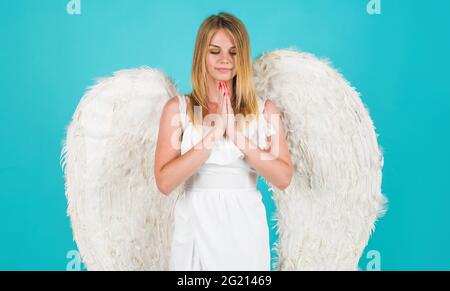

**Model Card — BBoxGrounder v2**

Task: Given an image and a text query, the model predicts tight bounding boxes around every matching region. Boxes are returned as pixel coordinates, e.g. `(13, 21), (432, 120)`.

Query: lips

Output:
(216, 68), (231, 73)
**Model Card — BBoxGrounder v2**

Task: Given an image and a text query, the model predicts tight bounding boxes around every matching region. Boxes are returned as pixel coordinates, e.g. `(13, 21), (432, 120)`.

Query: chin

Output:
(215, 75), (233, 82)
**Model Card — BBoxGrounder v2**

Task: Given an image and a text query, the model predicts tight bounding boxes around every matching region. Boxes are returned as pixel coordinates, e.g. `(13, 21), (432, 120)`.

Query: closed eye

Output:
(209, 50), (236, 55)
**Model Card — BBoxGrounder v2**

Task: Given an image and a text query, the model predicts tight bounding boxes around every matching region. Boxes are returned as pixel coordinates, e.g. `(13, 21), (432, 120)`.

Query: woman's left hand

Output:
(221, 82), (237, 143)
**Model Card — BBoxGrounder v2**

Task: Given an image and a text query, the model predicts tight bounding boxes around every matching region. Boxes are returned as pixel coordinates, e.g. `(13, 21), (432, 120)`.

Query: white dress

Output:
(169, 94), (276, 271)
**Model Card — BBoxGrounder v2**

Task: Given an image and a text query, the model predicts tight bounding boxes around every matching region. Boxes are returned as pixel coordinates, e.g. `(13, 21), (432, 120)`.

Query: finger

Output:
(226, 93), (231, 111)
(218, 85), (225, 107)
(226, 94), (231, 115)
(225, 95), (229, 115)
(220, 83), (228, 107)
(219, 81), (225, 94)
(221, 85), (227, 105)
(222, 85), (227, 98)
(218, 82), (224, 99)
(221, 91), (227, 114)
(219, 82), (225, 95)
(223, 83), (228, 97)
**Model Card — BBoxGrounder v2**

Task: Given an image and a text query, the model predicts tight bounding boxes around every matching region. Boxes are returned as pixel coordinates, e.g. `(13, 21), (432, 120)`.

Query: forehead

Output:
(209, 29), (235, 48)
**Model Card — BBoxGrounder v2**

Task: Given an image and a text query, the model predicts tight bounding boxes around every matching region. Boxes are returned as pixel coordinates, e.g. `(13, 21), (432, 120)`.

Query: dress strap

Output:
(259, 97), (269, 114)
(177, 95), (187, 130)
(257, 97), (276, 149)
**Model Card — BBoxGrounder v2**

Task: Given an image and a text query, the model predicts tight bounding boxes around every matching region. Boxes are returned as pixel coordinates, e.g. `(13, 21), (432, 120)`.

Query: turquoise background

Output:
(1, 0), (449, 270)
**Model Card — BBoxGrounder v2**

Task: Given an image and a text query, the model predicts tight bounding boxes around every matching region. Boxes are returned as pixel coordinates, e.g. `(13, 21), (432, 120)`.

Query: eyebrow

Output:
(209, 44), (236, 49)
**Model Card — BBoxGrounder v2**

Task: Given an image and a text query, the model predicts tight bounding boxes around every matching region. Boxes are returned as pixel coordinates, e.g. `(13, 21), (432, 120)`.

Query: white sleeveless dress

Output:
(169, 94), (276, 271)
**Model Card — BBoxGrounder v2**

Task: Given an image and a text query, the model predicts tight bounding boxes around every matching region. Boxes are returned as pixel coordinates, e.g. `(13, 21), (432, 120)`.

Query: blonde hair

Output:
(187, 12), (260, 131)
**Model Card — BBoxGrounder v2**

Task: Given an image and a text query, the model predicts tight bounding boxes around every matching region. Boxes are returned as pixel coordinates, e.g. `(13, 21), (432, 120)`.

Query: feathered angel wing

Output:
(253, 49), (387, 270)
(60, 67), (180, 270)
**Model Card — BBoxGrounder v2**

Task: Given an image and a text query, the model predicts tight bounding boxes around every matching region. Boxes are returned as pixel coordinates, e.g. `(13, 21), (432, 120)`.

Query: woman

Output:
(154, 12), (293, 271)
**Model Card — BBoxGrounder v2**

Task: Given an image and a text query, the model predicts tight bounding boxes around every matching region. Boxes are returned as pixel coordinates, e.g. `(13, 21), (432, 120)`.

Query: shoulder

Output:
(263, 99), (280, 114)
(263, 99), (281, 119)
(163, 95), (185, 112)
(160, 95), (185, 125)
(161, 96), (178, 115)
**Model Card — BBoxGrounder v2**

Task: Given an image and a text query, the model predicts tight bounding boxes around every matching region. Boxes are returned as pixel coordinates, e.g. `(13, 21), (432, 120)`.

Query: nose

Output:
(219, 59), (232, 68)
(219, 52), (233, 63)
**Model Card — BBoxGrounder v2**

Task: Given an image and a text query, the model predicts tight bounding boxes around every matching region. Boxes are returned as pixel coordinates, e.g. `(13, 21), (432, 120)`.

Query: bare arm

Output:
(154, 96), (218, 196)
(232, 100), (293, 190)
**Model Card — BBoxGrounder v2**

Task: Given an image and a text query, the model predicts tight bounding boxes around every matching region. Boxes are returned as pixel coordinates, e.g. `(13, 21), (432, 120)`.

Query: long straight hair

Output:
(187, 12), (260, 131)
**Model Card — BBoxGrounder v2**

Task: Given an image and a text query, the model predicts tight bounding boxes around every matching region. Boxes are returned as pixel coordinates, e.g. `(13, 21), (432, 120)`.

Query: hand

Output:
(211, 82), (228, 139)
(221, 82), (237, 142)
